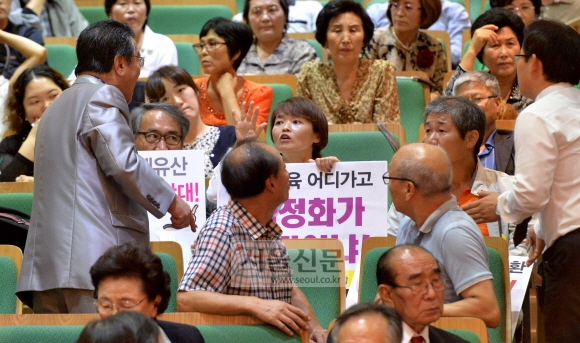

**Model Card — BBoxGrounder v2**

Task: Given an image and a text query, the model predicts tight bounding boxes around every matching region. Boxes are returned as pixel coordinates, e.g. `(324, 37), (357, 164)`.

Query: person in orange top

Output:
(387, 96), (527, 255)
(193, 17), (272, 126)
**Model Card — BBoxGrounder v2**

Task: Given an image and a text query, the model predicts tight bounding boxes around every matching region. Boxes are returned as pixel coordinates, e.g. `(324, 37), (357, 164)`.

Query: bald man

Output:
(328, 303), (402, 343)
(386, 143), (499, 328)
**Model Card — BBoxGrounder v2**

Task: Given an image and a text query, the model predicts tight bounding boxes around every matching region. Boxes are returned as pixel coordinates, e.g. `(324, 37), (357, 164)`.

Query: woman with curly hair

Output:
(0, 65), (68, 182)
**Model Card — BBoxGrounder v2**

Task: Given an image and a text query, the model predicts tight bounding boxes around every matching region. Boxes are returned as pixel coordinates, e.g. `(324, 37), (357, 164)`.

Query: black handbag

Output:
(0, 206), (29, 251)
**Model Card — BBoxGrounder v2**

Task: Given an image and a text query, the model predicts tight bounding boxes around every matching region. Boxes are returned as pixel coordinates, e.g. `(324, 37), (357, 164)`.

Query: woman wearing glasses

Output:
(297, 0), (400, 125)
(146, 66), (236, 178)
(364, 0), (447, 97)
(444, 9), (533, 114)
(237, 0), (318, 76)
(193, 17), (273, 126)
(490, 0), (541, 26)
(89, 243), (205, 343)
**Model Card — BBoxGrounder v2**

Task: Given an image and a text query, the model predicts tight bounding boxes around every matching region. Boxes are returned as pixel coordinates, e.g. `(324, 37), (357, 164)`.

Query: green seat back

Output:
(359, 247), (391, 303)
(483, 0), (491, 12)
(287, 248), (341, 329)
(446, 329), (481, 343)
(174, 42), (200, 75)
(322, 131), (397, 162)
(487, 247), (506, 343)
(264, 83), (294, 146)
(197, 324), (302, 343)
(235, 0), (245, 12)
(154, 252), (178, 313)
(149, 6), (233, 35)
(78, 7), (107, 25)
(462, 40), (488, 71)
(306, 39), (324, 61)
(448, 0), (467, 8)
(396, 77), (427, 143)
(0, 193), (33, 216)
(0, 325), (84, 343)
(46, 44), (77, 76)
(469, 0), (483, 21)
(575, 82), (580, 90)
(0, 256), (18, 314)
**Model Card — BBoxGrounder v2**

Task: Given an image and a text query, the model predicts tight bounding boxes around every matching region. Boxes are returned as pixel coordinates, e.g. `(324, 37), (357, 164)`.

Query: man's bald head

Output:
(390, 143), (452, 198)
(221, 142), (283, 199)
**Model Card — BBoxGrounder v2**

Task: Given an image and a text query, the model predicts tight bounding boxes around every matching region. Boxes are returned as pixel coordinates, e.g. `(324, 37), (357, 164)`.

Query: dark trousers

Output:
(540, 229), (580, 342)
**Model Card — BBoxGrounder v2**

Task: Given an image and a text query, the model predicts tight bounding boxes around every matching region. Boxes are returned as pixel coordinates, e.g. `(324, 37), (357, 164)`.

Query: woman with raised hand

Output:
(193, 17), (273, 126)
(364, 0), (448, 97)
(297, 0), (400, 125)
(444, 8), (533, 113)
(146, 65), (236, 178)
(237, 0), (318, 76)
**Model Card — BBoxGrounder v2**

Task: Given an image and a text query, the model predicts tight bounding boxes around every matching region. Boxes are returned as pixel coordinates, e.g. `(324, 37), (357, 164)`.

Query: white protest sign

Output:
(509, 256), (534, 338)
(275, 161), (389, 287)
(139, 150), (206, 267)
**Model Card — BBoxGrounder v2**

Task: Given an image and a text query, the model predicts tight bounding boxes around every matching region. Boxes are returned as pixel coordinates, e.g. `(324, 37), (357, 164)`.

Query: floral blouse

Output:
(296, 59), (400, 124)
(184, 126), (221, 178)
(364, 26), (448, 93)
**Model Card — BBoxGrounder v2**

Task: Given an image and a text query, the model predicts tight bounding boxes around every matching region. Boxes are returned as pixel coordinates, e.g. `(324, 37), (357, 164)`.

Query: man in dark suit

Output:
(377, 245), (469, 343)
(452, 71), (515, 175)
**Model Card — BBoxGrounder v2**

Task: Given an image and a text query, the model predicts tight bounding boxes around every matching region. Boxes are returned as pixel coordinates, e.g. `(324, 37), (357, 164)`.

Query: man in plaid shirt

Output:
(178, 141), (326, 342)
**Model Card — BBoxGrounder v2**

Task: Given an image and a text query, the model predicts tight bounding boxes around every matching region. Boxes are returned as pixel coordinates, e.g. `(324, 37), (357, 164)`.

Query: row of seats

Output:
(0, 237), (507, 342)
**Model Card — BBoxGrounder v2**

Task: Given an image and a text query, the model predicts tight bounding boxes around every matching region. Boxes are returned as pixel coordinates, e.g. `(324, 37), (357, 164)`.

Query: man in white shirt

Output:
(377, 245), (469, 343)
(474, 19), (580, 341)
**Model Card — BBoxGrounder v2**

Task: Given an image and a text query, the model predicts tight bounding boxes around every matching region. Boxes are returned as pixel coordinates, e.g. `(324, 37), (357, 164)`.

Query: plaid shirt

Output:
(179, 200), (293, 303)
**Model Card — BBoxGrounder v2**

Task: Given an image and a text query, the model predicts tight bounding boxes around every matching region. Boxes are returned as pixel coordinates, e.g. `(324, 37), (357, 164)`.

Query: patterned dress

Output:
(184, 126), (236, 178)
(237, 37), (319, 76)
(297, 59), (400, 124)
(364, 26), (448, 92)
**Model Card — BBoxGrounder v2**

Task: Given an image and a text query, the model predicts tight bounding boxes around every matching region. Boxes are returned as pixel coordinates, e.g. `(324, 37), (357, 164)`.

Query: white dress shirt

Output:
(402, 322), (430, 343)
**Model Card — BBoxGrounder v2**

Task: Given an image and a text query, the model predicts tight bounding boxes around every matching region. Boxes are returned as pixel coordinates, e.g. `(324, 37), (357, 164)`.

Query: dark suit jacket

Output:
(157, 320), (205, 343)
(429, 325), (470, 343)
(494, 129), (515, 176)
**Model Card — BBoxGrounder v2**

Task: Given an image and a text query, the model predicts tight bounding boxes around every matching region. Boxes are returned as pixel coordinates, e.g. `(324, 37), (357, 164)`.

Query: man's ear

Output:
(264, 175), (276, 193)
(404, 181), (416, 201)
(529, 54), (543, 80)
(113, 55), (128, 77)
(378, 284), (395, 307)
(465, 130), (479, 149)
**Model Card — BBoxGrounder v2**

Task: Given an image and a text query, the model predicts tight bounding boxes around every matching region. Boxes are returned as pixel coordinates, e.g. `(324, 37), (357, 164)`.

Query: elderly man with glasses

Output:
(130, 103), (190, 151)
(386, 142), (500, 329)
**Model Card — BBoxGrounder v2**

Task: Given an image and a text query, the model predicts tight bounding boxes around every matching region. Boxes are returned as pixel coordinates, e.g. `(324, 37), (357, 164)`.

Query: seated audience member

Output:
(0, 65), (67, 182)
(129, 103), (189, 151)
(490, 0), (541, 26)
(364, 0), (448, 97)
(540, 0), (580, 23)
(445, 9), (533, 113)
(78, 311), (159, 343)
(207, 97), (339, 207)
(178, 141), (326, 343)
(90, 243), (205, 343)
(387, 142), (500, 328)
(146, 66), (236, 177)
(194, 18), (272, 126)
(237, 0), (318, 76)
(366, 0), (470, 68)
(9, 0), (88, 37)
(452, 71), (515, 175)
(377, 245), (469, 343)
(0, 1), (43, 80)
(328, 303), (402, 343)
(234, 0), (323, 33)
(297, 0), (400, 124)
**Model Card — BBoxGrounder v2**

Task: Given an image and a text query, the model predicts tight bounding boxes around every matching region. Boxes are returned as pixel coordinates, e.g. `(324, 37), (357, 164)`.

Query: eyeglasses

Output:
(192, 41), (227, 53)
(504, 5), (535, 13)
(93, 297), (148, 315)
(514, 54), (530, 63)
(389, 1), (422, 12)
(250, 5), (281, 17)
(392, 278), (446, 295)
(133, 55), (145, 68)
(463, 95), (498, 105)
(383, 172), (417, 188)
(137, 131), (183, 145)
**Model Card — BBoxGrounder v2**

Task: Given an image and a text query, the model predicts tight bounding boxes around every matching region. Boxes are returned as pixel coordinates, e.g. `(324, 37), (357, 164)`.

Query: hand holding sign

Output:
(167, 195), (197, 232)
